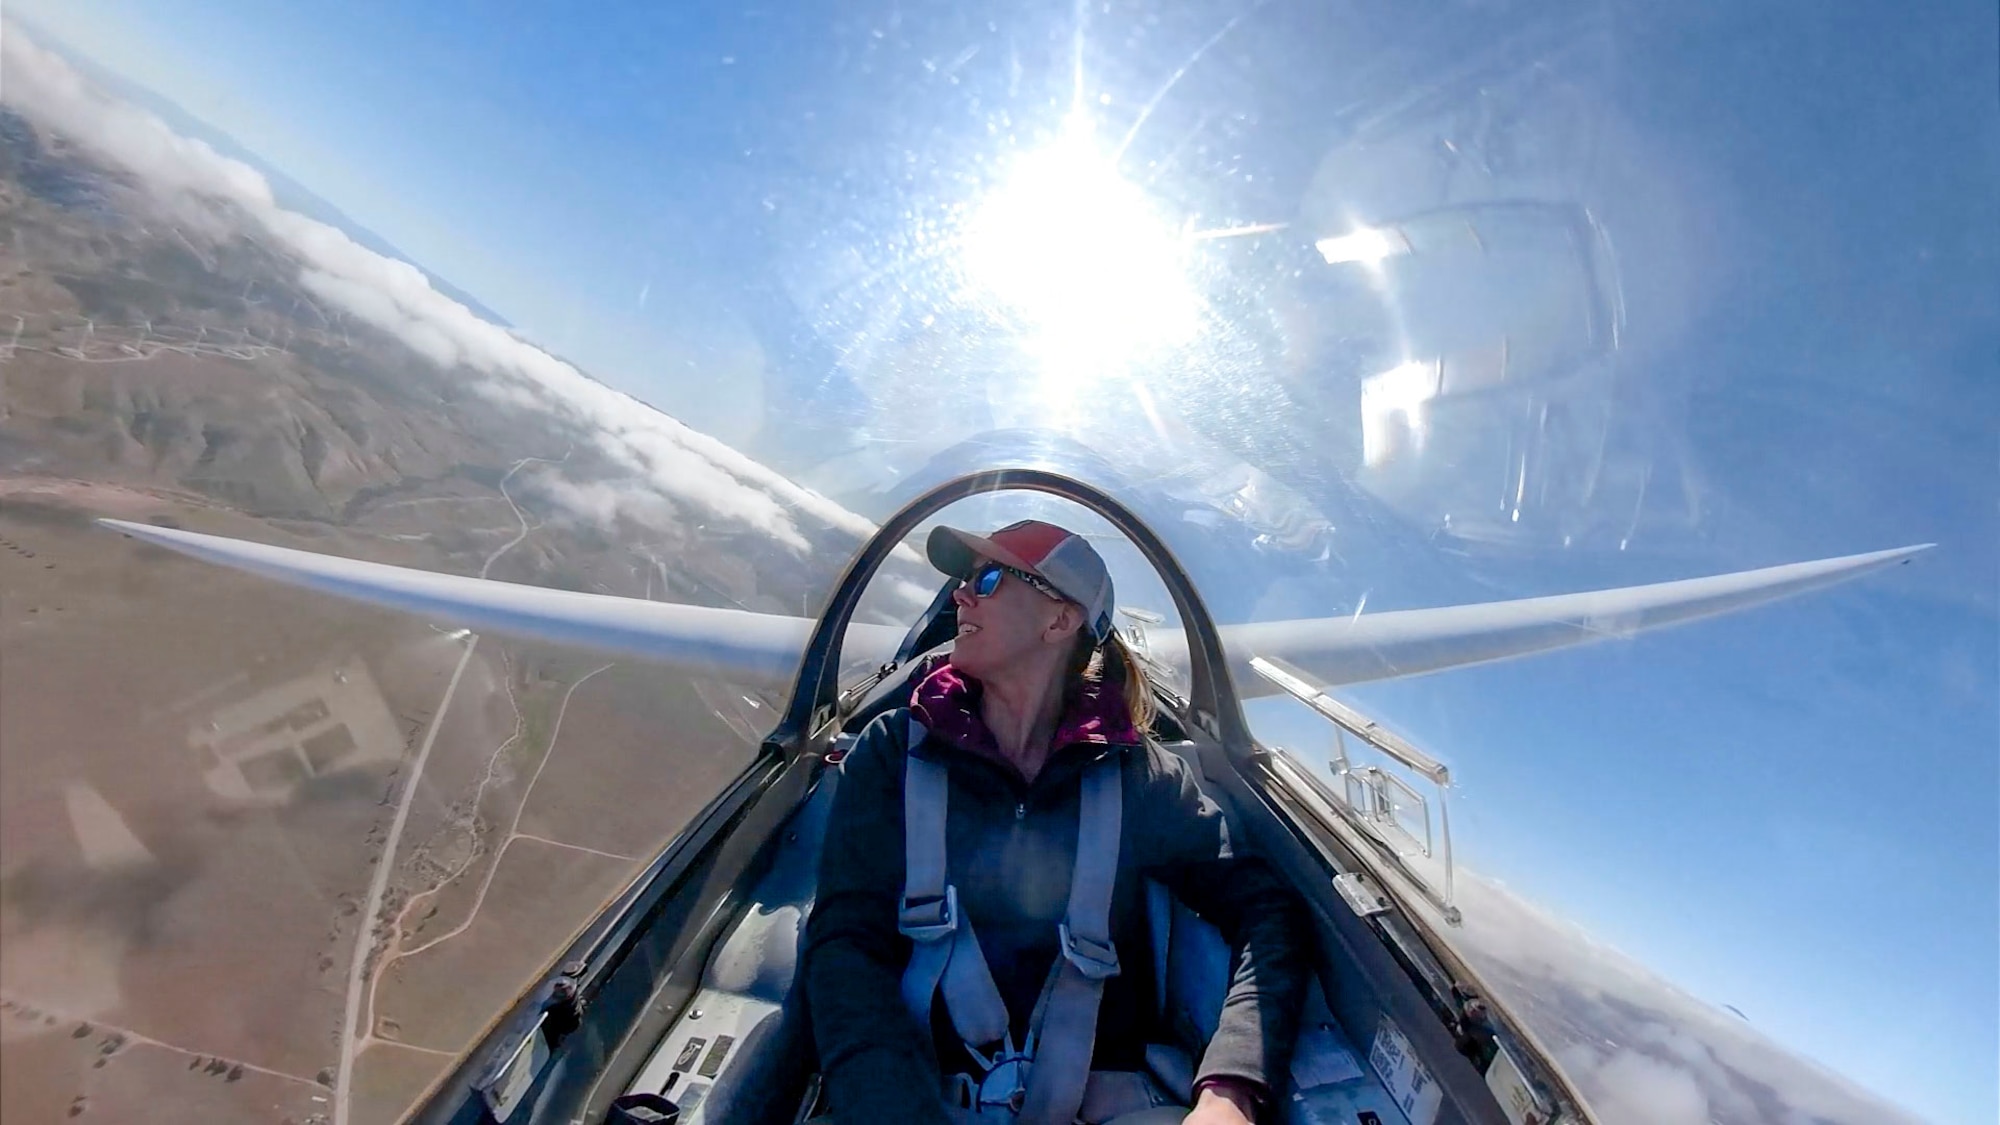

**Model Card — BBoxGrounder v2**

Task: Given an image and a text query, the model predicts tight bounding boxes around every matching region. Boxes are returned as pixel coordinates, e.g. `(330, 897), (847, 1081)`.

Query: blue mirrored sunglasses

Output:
(966, 561), (1065, 603)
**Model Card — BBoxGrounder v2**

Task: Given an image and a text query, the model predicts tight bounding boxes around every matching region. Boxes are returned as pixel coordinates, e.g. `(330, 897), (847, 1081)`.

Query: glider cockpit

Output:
(398, 469), (1573, 1125)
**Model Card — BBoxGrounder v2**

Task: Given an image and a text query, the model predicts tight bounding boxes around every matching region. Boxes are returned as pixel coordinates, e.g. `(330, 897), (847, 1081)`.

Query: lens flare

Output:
(960, 117), (1200, 397)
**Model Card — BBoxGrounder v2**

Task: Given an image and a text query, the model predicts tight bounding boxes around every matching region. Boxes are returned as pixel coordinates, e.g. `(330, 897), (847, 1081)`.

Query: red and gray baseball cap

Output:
(927, 519), (1116, 643)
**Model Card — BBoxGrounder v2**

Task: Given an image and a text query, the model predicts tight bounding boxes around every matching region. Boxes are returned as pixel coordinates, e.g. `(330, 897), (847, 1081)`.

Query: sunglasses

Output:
(966, 561), (1066, 603)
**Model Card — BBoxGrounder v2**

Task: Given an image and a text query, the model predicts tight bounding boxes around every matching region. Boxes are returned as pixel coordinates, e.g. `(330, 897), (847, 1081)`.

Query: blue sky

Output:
(13, 0), (1998, 1120)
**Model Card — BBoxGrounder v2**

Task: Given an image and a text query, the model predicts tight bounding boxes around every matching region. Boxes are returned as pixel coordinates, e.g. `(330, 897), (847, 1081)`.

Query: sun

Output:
(958, 116), (1201, 399)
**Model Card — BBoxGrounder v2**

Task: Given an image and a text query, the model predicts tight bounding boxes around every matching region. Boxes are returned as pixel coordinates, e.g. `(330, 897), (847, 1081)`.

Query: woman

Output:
(804, 520), (1308, 1125)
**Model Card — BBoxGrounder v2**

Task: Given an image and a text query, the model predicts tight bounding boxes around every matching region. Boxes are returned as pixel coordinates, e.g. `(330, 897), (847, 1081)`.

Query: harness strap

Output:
(900, 718), (1010, 1049)
(1017, 759), (1121, 1125)
(899, 727), (954, 1035)
(897, 710), (1126, 1125)
(939, 910), (1013, 1050)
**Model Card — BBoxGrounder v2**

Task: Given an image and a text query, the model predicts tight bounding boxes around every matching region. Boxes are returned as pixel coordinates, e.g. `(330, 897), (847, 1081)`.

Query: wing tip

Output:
(96, 517), (197, 552)
(1866, 543), (1935, 567)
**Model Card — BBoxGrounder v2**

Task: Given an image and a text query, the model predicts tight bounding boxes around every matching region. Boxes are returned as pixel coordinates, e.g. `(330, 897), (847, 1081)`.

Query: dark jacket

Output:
(803, 660), (1309, 1124)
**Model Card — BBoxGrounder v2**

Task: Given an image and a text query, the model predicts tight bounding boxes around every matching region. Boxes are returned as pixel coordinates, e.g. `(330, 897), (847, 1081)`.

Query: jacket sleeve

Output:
(1139, 745), (1310, 1109)
(801, 713), (953, 1125)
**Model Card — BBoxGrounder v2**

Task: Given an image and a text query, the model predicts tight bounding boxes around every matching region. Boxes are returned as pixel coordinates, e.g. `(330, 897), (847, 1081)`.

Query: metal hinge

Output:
(1333, 871), (1392, 918)
(476, 960), (587, 1121)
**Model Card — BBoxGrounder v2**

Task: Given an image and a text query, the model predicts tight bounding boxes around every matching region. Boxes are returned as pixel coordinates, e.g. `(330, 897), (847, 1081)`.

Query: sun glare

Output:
(960, 117), (1200, 391)
(1316, 225), (1410, 267)
(1360, 359), (1442, 466)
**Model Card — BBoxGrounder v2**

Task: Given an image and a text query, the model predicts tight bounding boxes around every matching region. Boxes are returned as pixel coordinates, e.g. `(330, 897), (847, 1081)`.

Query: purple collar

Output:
(909, 658), (1140, 768)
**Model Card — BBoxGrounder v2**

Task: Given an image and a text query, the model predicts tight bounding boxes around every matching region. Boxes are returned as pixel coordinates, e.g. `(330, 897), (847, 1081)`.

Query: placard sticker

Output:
(1485, 1042), (1550, 1125)
(697, 1034), (736, 1078)
(1368, 1017), (1443, 1125)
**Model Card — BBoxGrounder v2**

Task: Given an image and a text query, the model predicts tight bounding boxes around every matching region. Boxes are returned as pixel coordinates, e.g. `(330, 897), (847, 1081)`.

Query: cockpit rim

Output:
(766, 466), (1254, 757)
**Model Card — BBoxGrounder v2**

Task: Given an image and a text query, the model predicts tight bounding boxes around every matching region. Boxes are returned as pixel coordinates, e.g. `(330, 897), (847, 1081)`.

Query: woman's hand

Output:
(1185, 1083), (1258, 1125)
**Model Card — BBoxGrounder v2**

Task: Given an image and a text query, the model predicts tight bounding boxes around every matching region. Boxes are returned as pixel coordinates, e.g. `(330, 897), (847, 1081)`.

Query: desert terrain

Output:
(0, 90), (856, 1125)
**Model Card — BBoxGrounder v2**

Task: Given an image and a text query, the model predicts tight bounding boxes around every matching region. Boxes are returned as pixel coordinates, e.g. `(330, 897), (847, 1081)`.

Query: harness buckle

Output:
(898, 884), (959, 942)
(1059, 921), (1121, 981)
(983, 1068), (1029, 1115)
(961, 1031), (1034, 1115)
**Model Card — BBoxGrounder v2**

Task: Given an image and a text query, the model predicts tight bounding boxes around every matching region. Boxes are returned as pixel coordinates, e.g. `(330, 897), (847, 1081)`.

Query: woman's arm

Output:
(1138, 745), (1312, 1119)
(800, 715), (955, 1125)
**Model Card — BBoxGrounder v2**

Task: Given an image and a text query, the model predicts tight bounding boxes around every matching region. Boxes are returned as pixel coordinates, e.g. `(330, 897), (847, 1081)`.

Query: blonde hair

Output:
(1063, 628), (1157, 735)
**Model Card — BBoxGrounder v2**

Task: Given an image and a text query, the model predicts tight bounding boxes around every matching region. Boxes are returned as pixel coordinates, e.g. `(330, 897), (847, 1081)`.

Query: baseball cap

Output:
(926, 519), (1116, 643)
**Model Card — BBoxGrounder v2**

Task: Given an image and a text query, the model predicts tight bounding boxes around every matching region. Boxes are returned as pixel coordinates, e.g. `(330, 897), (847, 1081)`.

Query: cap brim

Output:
(925, 525), (1040, 581)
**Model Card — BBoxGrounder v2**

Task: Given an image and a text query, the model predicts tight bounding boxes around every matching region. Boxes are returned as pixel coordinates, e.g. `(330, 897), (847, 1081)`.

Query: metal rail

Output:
(1250, 656), (1458, 923)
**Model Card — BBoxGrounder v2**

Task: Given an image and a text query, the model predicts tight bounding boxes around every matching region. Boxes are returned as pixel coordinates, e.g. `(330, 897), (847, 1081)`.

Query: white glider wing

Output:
(102, 519), (1925, 698)
(100, 519), (885, 689)
(1205, 543), (1930, 690)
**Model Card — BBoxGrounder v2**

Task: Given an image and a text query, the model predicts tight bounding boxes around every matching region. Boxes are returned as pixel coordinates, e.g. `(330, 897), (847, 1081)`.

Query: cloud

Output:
(0, 23), (891, 555)
(1556, 1044), (1712, 1125)
(0, 27), (271, 220)
(524, 473), (684, 535)
(1421, 873), (1925, 1125)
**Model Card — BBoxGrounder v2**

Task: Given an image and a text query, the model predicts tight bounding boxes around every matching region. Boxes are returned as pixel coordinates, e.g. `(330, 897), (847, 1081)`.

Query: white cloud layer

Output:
(1426, 873), (1925, 1125)
(0, 22), (884, 554)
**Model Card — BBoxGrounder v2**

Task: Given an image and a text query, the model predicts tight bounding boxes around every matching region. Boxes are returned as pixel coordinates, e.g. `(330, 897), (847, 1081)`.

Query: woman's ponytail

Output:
(1102, 631), (1157, 735)
(1060, 628), (1158, 737)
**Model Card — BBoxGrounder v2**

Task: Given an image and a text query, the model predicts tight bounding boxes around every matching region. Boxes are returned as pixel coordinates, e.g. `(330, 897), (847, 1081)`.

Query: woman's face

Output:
(948, 560), (1076, 681)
